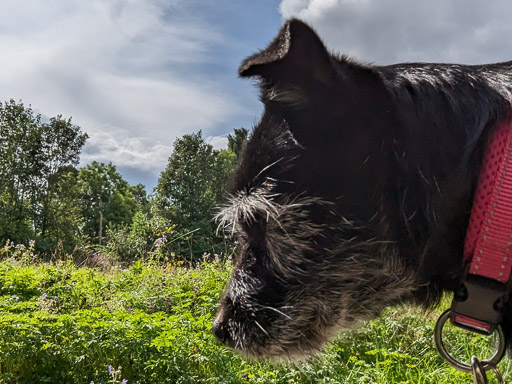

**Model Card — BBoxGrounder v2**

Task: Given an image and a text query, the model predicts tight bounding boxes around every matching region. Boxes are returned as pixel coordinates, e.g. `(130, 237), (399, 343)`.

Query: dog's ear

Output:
(239, 19), (336, 87)
(239, 19), (392, 150)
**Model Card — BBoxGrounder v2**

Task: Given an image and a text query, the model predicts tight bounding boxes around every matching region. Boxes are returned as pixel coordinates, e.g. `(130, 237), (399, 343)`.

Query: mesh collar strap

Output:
(450, 120), (512, 334)
(464, 120), (512, 283)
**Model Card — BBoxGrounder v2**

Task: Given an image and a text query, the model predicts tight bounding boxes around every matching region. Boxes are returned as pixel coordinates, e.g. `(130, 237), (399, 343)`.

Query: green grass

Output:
(0, 251), (510, 384)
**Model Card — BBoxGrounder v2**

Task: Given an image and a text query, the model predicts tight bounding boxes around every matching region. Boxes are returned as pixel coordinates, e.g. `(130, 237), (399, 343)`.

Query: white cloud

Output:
(279, 0), (512, 64)
(0, 0), (249, 182)
(81, 125), (172, 173)
(206, 135), (229, 150)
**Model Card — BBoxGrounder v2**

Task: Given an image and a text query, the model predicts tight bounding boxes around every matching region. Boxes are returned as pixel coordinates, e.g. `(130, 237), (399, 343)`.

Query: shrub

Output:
(0, 244), (510, 383)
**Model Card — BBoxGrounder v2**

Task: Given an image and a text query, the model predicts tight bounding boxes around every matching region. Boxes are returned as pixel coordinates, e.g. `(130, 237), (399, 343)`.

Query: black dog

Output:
(213, 18), (512, 358)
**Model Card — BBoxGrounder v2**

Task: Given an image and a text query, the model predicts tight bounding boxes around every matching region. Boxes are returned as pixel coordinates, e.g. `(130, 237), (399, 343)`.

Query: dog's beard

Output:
(216, 193), (417, 358)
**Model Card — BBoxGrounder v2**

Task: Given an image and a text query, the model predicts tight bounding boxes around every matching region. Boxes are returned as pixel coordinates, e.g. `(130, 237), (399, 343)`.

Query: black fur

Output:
(213, 18), (512, 358)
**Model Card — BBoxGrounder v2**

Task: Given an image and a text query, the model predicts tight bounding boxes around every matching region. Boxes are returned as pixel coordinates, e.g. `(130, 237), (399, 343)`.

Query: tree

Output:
(0, 99), (88, 248)
(0, 100), (40, 243)
(78, 162), (139, 244)
(37, 116), (89, 236)
(227, 127), (249, 158)
(156, 131), (237, 258)
(38, 166), (83, 254)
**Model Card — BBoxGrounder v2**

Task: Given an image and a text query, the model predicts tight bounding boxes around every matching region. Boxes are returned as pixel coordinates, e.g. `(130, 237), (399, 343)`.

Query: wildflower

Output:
(16, 244), (22, 249)
(196, 262), (201, 269)
(54, 296), (58, 301)
(42, 293), (48, 299)
(214, 254), (220, 263)
(90, 381), (94, 384)
(108, 365), (113, 373)
(228, 255), (232, 260)
(121, 380), (128, 384)
(193, 278), (200, 292)
(28, 240), (35, 246)
(9, 241), (14, 246)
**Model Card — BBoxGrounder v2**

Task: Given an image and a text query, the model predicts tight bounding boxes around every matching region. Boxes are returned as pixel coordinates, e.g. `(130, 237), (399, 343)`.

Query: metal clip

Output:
(471, 356), (504, 384)
(434, 309), (506, 373)
(471, 356), (488, 384)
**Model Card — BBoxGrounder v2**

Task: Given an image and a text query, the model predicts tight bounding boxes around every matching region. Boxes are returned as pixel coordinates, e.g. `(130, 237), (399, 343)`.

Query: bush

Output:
(103, 212), (170, 261)
(0, 244), (511, 383)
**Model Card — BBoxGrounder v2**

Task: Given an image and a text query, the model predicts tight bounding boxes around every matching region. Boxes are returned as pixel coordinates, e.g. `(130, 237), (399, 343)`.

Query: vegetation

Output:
(227, 127), (249, 159)
(0, 100), (239, 261)
(155, 131), (237, 259)
(0, 245), (510, 383)
(0, 100), (88, 249)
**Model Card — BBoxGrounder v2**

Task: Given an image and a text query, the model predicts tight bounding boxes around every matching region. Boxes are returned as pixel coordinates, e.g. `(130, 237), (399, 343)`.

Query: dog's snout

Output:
(212, 303), (235, 347)
(211, 318), (230, 343)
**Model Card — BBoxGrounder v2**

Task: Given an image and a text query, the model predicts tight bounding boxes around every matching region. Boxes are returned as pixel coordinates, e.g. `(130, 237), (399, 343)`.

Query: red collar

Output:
(450, 120), (512, 334)
(464, 120), (512, 282)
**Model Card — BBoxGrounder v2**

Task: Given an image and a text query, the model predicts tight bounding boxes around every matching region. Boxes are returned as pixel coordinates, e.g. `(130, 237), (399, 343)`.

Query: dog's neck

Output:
(378, 68), (512, 303)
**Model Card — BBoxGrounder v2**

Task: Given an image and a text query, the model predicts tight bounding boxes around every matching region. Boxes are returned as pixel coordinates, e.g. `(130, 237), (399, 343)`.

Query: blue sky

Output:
(2, 0), (512, 190)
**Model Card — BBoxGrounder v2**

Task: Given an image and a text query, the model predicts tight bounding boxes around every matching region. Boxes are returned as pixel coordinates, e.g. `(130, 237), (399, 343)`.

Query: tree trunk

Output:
(99, 211), (103, 245)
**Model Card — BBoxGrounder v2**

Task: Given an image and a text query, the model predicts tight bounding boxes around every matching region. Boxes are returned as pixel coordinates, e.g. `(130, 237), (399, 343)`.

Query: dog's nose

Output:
(212, 308), (236, 348)
(211, 320), (230, 344)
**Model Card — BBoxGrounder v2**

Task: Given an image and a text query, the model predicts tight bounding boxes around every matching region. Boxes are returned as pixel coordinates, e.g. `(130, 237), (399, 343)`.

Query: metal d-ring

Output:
(434, 309), (506, 373)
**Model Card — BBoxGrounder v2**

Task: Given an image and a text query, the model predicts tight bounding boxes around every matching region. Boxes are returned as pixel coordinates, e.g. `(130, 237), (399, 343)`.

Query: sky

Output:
(2, 0), (512, 190)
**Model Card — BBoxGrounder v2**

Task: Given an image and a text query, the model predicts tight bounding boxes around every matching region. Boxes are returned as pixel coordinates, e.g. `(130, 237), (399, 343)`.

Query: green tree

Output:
(227, 127), (249, 158)
(0, 100), (40, 243)
(36, 116), (89, 237)
(156, 131), (237, 258)
(38, 166), (83, 254)
(0, 99), (88, 248)
(130, 183), (150, 214)
(78, 162), (139, 245)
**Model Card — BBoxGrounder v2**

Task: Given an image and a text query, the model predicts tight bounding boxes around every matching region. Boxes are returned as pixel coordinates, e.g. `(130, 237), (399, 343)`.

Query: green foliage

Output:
(103, 210), (169, 261)
(0, 106), (241, 261)
(38, 166), (84, 255)
(0, 249), (235, 383)
(0, 244), (511, 383)
(78, 162), (140, 245)
(227, 127), (249, 159)
(156, 131), (237, 259)
(0, 99), (88, 252)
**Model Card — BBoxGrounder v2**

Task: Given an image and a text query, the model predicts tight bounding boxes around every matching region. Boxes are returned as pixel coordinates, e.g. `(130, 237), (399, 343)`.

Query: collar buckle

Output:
(449, 274), (506, 335)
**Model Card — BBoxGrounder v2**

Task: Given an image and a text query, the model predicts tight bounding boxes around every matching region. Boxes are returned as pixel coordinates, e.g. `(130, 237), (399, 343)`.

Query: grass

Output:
(0, 249), (510, 383)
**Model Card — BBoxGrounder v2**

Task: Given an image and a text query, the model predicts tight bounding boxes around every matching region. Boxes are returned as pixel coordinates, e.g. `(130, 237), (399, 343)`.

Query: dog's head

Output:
(212, 19), (420, 358)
